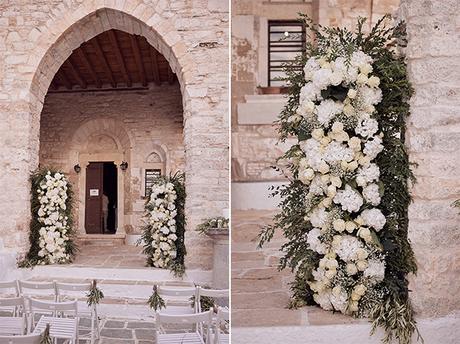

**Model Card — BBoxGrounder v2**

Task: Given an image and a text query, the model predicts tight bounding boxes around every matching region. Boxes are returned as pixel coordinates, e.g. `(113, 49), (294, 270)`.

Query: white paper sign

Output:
(90, 189), (99, 196)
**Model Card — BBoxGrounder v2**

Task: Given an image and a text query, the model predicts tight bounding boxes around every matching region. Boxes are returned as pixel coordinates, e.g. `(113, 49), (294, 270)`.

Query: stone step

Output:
(232, 274), (283, 293)
(232, 307), (306, 327)
(231, 260), (265, 269)
(77, 234), (126, 246)
(232, 290), (291, 309)
(232, 266), (289, 280)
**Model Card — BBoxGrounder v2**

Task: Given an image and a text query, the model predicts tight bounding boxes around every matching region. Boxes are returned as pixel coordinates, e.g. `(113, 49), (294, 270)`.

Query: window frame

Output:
(267, 19), (306, 87)
(144, 168), (162, 197)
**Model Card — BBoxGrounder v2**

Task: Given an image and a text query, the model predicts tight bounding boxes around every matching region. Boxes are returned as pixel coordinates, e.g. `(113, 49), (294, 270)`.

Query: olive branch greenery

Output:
(39, 323), (52, 344)
(140, 171), (187, 277)
(259, 15), (422, 344)
(148, 285), (166, 311)
(19, 168), (76, 268)
(86, 279), (104, 306)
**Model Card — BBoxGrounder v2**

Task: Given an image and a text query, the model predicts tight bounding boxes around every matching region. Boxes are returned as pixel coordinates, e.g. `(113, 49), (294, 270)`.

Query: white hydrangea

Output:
(309, 207), (329, 228)
(355, 118), (379, 138)
(324, 141), (354, 164)
(306, 227), (327, 254)
(300, 82), (322, 103)
(361, 208), (386, 231)
(356, 163), (380, 187)
(313, 289), (334, 311)
(350, 50), (373, 69)
(334, 235), (363, 262)
(333, 185), (363, 213)
(364, 259), (386, 283)
(362, 183), (381, 206)
(312, 68), (333, 90)
(316, 99), (344, 126)
(358, 86), (382, 107)
(364, 136), (384, 159)
(304, 57), (320, 81)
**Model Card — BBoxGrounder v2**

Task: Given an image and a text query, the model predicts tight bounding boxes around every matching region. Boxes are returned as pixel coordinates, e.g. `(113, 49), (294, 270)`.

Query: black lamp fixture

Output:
(120, 161), (128, 171)
(74, 164), (81, 173)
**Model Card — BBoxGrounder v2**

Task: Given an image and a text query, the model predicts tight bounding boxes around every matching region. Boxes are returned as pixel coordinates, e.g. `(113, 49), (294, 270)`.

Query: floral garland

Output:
(141, 172), (186, 276)
(20, 169), (76, 266)
(260, 16), (419, 343)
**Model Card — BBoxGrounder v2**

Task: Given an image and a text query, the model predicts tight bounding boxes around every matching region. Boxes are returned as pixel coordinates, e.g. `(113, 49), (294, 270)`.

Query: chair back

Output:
(156, 310), (213, 325)
(55, 282), (91, 301)
(0, 296), (25, 317)
(0, 334), (41, 344)
(197, 287), (228, 312)
(217, 307), (229, 322)
(28, 298), (78, 325)
(157, 286), (199, 312)
(215, 307), (229, 344)
(18, 281), (56, 302)
(0, 281), (19, 297)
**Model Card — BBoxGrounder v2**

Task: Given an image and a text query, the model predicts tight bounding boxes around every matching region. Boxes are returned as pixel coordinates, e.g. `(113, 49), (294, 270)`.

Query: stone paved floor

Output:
(80, 317), (157, 343)
(72, 245), (146, 268)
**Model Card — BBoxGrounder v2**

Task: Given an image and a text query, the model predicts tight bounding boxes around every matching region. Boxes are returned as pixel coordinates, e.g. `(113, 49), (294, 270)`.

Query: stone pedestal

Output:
(206, 229), (229, 289)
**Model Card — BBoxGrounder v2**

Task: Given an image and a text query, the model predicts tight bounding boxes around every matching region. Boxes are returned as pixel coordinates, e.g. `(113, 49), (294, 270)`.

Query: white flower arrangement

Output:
(36, 171), (71, 264)
(145, 181), (178, 269)
(287, 50), (389, 316)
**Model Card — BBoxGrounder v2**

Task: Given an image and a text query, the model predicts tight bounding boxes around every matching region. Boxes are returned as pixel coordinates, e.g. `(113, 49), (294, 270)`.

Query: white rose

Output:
(360, 64), (373, 75)
(367, 76), (380, 88)
(356, 73), (368, 84)
(346, 263), (358, 275)
(332, 219), (346, 232)
(331, 122), (344, 133)
(311, 128), (324, 140)
(347, 89), (357, 99)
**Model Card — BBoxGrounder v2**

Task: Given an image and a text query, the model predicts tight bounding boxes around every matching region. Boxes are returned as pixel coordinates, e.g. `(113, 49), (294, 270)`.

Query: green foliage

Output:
(148, 285), (166, 311)
(140, 171), (187, 277)
(39, 324), (52, 344)
(197, 217), (229, 234)
(86, 280), (104, 306)
(19, 168), (76, 267)
(260, 15), (420, 343)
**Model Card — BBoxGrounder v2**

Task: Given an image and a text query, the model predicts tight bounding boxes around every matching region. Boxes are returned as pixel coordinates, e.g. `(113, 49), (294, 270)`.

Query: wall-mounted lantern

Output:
(120, 161), (128, 171)
(74, 164), (81, 173)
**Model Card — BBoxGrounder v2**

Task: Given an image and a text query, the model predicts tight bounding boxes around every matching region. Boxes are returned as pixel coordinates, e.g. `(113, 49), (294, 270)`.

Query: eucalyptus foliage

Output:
(86, 279), (104, 306)
(148, 285), (166, 311)
(259, 15), (421, 343)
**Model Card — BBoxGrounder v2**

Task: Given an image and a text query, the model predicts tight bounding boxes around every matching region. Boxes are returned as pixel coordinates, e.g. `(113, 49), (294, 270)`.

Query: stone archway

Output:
(0, 1), (228, 270)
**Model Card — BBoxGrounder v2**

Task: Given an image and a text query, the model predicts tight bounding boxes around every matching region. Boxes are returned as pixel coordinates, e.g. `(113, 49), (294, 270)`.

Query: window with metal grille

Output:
(268, 20), (306, 87)
(145, 169), (162, 197)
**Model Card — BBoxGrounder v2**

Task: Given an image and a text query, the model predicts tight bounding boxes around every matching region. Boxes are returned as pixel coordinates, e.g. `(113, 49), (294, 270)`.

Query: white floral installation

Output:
(20, 169), (76, 267)
(259, 16), (419, 343)
(293, 50), (388, 314)
(36, 171), (72, 264)
(144, 180), (179, 269)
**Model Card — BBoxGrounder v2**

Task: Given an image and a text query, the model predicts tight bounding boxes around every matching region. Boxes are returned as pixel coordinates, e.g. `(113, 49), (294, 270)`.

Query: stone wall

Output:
(399, 0), (460, 317)
(232, 0), (399, 182)
(39, 85), (185, 236)
(0, 0), (229, 270)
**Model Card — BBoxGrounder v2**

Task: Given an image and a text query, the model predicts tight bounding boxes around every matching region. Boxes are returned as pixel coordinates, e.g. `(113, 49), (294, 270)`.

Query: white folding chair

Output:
(0, 297), (27, 335)
(0, 333), (41, 344)
(18, 281), (57, 302)
(214, 307), (229, 344)
(155, 310), (213, 344)
(55, 282), (100, 344)
(0, 281), (19, 298)
(0, 282), (20, 316)
(157, 286), (199, 315)
(30, 298), (78, 344)
(196, 288), (229, 313)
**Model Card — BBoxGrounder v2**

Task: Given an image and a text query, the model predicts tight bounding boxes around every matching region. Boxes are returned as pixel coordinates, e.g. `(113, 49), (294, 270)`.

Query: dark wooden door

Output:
(85, 162), (104, 234)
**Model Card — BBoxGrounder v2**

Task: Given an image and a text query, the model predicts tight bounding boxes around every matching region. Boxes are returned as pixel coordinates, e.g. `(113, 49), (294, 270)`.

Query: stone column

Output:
(399, 0), (460, 316)
(206, 229), (229, 289)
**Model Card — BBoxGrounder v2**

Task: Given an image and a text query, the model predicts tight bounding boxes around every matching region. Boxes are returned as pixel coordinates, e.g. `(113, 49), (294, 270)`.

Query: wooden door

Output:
(85, 162), (103, 234)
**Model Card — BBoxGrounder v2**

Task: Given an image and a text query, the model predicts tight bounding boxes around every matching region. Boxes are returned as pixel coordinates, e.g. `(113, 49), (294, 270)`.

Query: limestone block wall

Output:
(232, 0), (399, 182)
(399, 0), (460, 317)
(39, 85), (185, 235)
(0, 0), (229, 270)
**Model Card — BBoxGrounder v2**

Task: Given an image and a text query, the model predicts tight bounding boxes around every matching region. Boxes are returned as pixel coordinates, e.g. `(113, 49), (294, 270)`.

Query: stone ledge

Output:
(237, 94), (287, 125)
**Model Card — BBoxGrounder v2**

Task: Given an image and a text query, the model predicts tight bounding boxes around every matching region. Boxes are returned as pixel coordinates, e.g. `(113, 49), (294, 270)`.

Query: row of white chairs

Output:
(0, 280), (99, 343)
(1, 281), (229, 344)
(0, 296), (79, 344)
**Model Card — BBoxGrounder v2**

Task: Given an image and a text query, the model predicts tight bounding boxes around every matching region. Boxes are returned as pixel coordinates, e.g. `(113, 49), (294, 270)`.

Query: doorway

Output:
(85, 162), (118, 234)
